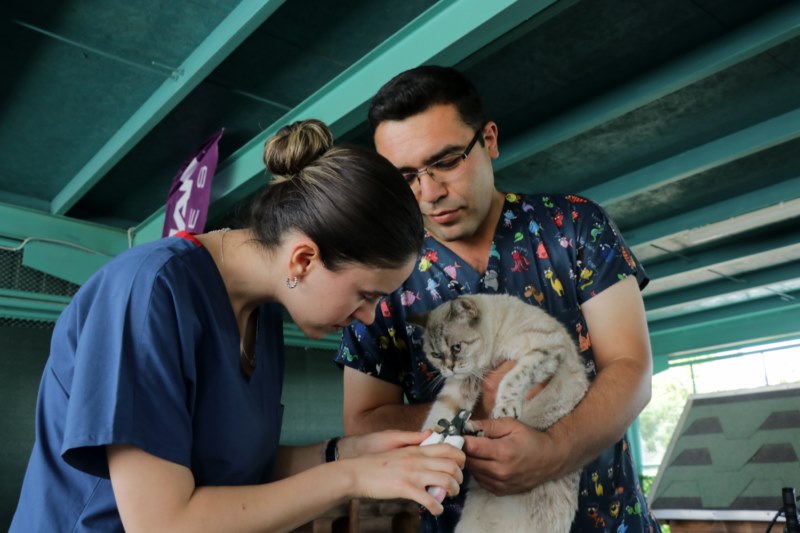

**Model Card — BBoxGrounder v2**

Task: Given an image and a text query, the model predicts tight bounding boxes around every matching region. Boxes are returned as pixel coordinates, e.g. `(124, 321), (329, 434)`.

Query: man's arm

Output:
(342, 367), (433, 434)
(463, 275), (652, 495)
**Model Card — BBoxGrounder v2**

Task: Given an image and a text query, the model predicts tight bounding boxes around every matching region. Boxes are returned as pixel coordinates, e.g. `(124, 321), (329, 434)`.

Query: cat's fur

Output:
(413, 293), (590, 533)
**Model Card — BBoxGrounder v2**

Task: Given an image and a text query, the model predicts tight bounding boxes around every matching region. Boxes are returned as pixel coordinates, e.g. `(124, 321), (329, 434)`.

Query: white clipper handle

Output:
(420, 434), (465, 502)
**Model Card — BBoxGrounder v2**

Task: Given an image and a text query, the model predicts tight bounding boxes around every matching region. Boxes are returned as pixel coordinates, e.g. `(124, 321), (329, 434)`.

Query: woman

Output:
(11, 120), (464, 532)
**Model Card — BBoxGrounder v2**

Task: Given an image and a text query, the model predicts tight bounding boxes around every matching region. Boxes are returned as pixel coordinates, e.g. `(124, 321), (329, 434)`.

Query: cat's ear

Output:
(448, 297), (480, 323)
(407, 311), (430, 330)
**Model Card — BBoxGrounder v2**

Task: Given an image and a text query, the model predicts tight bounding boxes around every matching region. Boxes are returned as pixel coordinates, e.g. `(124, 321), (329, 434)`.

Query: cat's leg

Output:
(421, 376), (480, 431)
(492, 352), (557, 419)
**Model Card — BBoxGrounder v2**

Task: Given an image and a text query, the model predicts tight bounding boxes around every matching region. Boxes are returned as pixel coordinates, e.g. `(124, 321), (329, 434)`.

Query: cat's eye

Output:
(451, 343), (461, 355)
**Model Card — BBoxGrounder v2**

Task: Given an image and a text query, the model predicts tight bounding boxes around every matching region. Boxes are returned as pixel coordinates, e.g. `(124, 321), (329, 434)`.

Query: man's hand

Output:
(462, 418), (565, 496)
(473, 361), (547, 420)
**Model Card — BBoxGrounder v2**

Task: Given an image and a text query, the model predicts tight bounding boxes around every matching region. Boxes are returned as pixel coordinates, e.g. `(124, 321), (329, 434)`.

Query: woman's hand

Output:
(346, 441), (465, 515)
(337, 429), (433, 459)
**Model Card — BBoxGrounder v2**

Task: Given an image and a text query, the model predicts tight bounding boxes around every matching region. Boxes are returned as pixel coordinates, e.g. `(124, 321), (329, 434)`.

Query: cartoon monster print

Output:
(425, 278), (441, 300)
(387, 327), (406, 350)
(576, 323), (591, 352)
(587, 505), (606, 528)
(380, 299), (392, 318)
(552, 209), (565, 228)
(510, 249), (531, 272)
(419, 257), (433, 272)
(592, 471), (604, 496)
(524, 284), (545, 306)
(405, 324), (423, 350)
(514, 231), (524, 243)
(424, 249), (439, 263)
(544, 268), (564, 296)
(626, 501), (642, 516)
(579, 267), (594, 291)
(482, 270), (499, 291)
(610, 499), (621, 519)
(522, 201), (534, 213)
(506, 193), (520, 203)
(340, 346), (358, 363)
(529, 219), (541, 236)
(503, 209), (516, 228)
(622, 246), (637, 269)
(590, 223), (604, 243)
(443, 261), (461, 279)
(447, 279), (463, 292)
(617, 521), (628, 533)
(490, 242), (501, 260)
(543, 195), (554, 208)
(566, 194), (588, 204)
(536, 241), (549, 259)
(417, 360), (437, 382)
(558, 235), (574, 249)
(400, 290), (421, 307)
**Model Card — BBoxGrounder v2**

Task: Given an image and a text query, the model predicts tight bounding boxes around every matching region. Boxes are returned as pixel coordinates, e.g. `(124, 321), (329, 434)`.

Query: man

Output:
(335, 66), (660, 532)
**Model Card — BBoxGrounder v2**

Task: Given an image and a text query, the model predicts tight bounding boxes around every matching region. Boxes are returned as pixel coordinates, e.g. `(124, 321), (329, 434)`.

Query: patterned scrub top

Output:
(336, 193), (660, 532)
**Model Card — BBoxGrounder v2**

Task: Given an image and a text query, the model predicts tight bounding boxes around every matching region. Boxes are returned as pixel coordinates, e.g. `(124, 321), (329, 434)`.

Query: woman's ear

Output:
(287, 239), (320, 281)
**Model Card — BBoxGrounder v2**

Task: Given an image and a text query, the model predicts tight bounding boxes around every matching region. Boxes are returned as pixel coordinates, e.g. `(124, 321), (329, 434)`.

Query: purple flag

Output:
(162, 129), (224, 237)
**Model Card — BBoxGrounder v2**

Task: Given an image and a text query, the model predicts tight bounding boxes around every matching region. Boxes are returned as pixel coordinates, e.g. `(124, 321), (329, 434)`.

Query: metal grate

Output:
(0, 248), (80, 297)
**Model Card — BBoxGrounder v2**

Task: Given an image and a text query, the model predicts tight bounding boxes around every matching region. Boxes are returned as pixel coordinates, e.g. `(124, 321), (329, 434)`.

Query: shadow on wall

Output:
(0, 322), (52, 530)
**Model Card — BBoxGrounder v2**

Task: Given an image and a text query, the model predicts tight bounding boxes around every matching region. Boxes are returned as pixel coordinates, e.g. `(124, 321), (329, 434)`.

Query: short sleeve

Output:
(60, 262), (196, 478)
(568, 195), (648, 302)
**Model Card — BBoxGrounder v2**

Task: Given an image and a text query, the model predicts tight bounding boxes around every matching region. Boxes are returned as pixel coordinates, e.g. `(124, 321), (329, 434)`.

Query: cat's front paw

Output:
(492, 403), (521, 420)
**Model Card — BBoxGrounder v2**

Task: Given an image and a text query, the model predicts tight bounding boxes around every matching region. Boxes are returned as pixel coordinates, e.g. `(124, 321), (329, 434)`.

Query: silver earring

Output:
(286, 276), (298, 289)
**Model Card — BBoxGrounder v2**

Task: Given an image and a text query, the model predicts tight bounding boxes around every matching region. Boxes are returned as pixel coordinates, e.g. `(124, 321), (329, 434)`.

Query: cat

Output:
(412, 293), (590, 533)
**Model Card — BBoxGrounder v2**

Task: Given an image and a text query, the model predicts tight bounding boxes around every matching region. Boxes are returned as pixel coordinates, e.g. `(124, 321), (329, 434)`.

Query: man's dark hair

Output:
(368, 66), (486, 134)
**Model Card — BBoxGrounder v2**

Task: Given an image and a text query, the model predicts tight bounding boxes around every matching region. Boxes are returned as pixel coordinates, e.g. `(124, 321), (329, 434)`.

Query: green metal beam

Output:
(495, 2), (800, 171)
(132, 0), (560, 244)
(649, 297), (800, 362)
(22, 240), (110, 286)
(642, 231), (800, 284)
(0, 201), (128, 256)
(50, 0), (288, 215)
(626, 177), (800, 249)
(0, 288), (71, 322)
(644, 262), (800, 321)
(582, 107), (800, 206)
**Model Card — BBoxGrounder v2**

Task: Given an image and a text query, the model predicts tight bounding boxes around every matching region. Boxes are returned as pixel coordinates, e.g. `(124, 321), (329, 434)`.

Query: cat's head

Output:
(409, 296), (489, 378)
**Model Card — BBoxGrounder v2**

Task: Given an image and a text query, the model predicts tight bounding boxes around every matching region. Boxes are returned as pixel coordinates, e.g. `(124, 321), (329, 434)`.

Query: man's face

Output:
(373, 104), (499, 243)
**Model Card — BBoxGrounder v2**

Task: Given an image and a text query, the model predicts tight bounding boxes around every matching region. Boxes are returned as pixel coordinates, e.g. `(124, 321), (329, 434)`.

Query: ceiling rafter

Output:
(50, 0), (288, 216)
(628, 177), (800, 256)
(645, 262), (800, 321)
(132, 0), (561, 244)
(495, 1), (800, 172)
(582, 107), (800, 206)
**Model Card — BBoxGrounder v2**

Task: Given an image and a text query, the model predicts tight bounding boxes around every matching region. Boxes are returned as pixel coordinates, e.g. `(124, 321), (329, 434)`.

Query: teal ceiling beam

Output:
(283, 322), (341, 351)
(626, 177), (800, 249)
(648, 290), (800, 334)
(22, 240), (110, 286)
(644, 262), (800, 322)
(0, 191), (50, 212)
(495, 1), (800, 171)
(0, 288), (71, 322)
(642, 232), (800, 284)
(50, 0), (287, 215)
(133, 0), (560, 244)
(582, 107), (800, 206)
(649, 297), (800, 362)
(0, 201), (128, 257)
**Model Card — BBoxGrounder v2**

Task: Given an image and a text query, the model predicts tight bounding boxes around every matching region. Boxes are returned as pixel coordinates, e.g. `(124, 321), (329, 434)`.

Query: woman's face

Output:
(287, 257), (416, 339)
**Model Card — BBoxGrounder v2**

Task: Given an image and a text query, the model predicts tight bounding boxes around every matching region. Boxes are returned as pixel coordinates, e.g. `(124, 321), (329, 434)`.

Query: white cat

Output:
(413, 293), (590, 533)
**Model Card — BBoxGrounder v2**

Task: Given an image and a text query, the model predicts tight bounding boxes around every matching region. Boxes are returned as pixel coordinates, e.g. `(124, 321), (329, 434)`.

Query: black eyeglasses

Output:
(401, 125), (485, 193)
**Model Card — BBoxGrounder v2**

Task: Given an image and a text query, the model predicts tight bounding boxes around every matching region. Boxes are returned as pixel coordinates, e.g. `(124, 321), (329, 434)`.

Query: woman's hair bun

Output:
(263, 119), (334, 181)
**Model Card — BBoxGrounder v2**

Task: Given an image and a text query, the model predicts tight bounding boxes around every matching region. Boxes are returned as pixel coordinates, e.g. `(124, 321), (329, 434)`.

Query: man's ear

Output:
(407, 311), (430, 330)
